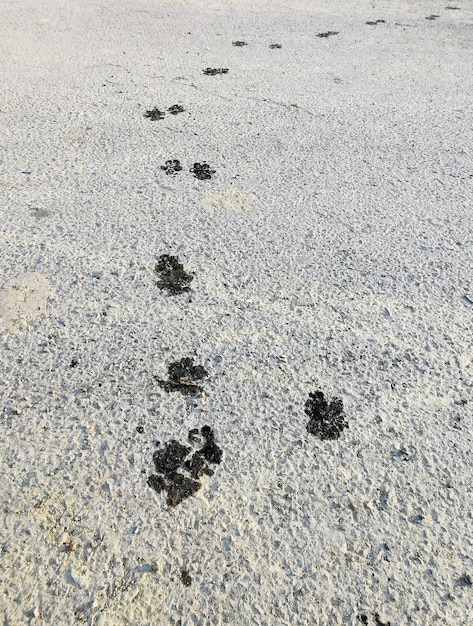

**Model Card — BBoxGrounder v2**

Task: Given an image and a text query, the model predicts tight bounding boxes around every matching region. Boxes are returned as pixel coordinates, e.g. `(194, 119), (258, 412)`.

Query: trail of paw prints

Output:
(155, 357), (208, 396)
(147, 426), (222, 507)
(159, 160), (216, 180)
(155, 255), (193, 295)
(304, 390), (348, 440)
(144, 105), (185, 121)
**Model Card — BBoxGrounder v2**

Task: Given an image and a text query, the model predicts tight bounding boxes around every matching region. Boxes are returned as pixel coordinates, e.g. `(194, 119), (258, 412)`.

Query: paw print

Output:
(147, 427), (223, 507)
(160, 159), (183, 175)
(316, 31), (339, 38)
(155, 255), (193, 295)
(144, 108), (165, 120)
(190, 162), (216, 180)
(167, 104), (185, 115)
(203, 68), (229, 75)
(156, 357), (208, 395)
(304, 391), (348, 440)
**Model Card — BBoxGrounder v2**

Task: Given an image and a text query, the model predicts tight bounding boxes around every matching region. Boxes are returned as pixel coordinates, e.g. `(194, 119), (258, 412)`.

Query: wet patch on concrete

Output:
(269, 43), (282, 49)
(425, 15), (440, 20)
(180, 570), (192, 586)
(155, 254), (193, 295)
(156, 357), (208, 395)
(317, 31), (339, 38)
(147, 427), (222, 507)
(366, 20), (386, 25)
(203, 68), (228, 75)
(190, 162), (216, 180)
(232, 41), (248, 46)
(304, 391), (348, 440)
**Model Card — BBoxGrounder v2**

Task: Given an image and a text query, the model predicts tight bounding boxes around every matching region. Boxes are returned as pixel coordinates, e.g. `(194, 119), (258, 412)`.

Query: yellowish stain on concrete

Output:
(0, 271), (53, 332)
(201, 189), (255, 214)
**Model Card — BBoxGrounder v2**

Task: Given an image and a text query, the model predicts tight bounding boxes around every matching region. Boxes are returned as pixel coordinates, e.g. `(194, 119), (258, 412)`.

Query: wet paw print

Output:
(155, 254), (193, 295)
(190, 162), (216, 180)
(144, 105), (185, 120)
(144, 107), (165, 121)
(147, 426), (223, 507)
(304, 391), (348, 440)
(269, 43), (282, 49)
(317, 31), (339, 38)
(160, 159), (183, 175)
(156, 357), (208, 395)
(203, 68), (229, 75)
(167, 104), (185, 115)
(366, 19), (386, 25)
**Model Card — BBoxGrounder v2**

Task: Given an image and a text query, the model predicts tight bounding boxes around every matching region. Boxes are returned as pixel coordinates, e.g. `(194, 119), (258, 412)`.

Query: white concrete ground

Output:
(1, 1), (472, 624)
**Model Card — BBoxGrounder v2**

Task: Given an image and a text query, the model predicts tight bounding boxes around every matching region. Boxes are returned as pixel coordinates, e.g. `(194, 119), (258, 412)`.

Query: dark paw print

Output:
(232, 41), (248, 46)
(156, 357), (208, 395)
(203, 68), (229, 75)
(167, 104), (185, 115)
(190, 162), (216, 180)
(155, 254), (193, 295)
(366, 19), (386, 25)
(144, 108), (165, 121)
(147, 426), (223, 507)
(160, 159), (183, 175)
(317, 31), (339, 38)
(304, 391), (348, 440)
(269, 43), (282, 49)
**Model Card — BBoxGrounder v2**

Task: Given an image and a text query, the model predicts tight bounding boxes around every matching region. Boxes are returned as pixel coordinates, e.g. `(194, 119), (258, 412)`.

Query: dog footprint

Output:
(317, 31), (339, 38)
(155, 254), (193, 295)
(304, 391), (348, 440)
(203, 68), (229, 75)
(156, 357), (208, 395)
(147, 426), (222, 507)
(190, 162), (216, 180)
(160, 159), (183, 175)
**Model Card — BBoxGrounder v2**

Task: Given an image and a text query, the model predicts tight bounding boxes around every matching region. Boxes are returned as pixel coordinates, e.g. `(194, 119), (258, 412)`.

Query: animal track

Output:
(366, 19), (386, 25)
(144, 108), (165, 120)
(155, 254), (193, 295)
(269, 43), (282, 49)
(156, 357), (208, 395)
(317, 31), (339, 38)
(144, 105), (185, 120)
(304, 391), (348, 440)
(203, 68), (229, 75)
(190, 162), (216, 180)
(147, 426), (222, 506)
(160, 159), (183, 175)
(232, 41), (247, 46)
(167, 104), (185, 115)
